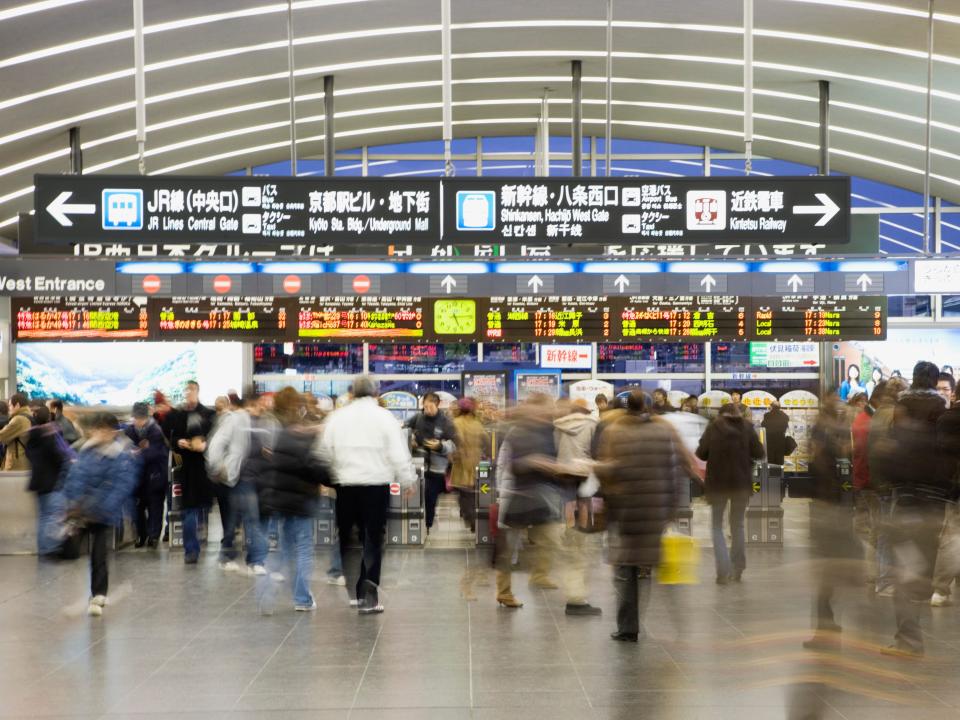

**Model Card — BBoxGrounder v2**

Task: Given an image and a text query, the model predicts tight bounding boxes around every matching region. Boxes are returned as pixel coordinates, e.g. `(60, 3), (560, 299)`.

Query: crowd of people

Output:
(2, 359), (959, 653)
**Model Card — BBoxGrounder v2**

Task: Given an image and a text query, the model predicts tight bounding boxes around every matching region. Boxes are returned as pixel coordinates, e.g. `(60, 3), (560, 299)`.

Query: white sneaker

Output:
(931, 592), (952, 607)
(91, 595), (107, 607)
(349, 599), (360, 608)
(87, 602), (103, 617)
(876, 586), (895, 598)
(294, 597), (317, 612)
(269, 572), (285, 582)
(327, 575), (346, 586)
(219, 561), (241, 573)
(248, 564), (267, 577)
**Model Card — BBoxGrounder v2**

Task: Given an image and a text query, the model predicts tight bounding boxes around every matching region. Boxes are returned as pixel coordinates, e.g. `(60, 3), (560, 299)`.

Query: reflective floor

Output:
(2, 499), (959, 720)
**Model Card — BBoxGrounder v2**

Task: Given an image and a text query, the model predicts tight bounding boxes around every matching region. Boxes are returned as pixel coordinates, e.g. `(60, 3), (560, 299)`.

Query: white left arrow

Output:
(46, 191), (96, 227)
(440, 275), (457, 294)
(792, 193), (840, 227)
(856, 273), (873, 292)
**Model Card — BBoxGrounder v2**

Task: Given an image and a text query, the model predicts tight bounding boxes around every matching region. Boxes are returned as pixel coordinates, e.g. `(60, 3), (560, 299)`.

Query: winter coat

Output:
(259, 426), (330, 517)
(851, 409), (872, 490)
(26, 422), (74, 494)
(890, 388), (949, 504)
(554, 411), (597, 478)
(937, 406), (960, 499)
(0, 408), (34, 471)
(450, 414), (487, 490)
(166, 403), (214, 509)
(406, 411), (457, 475)
(498, 414), (563, 528)
(809, 408), (850, 504)
(317, 397), (416, 488)
(761, 407), (791, 465)
(62, 436), (140, 527)
(696, 413), (764, 500)
(123, 419), (169, 494)
(54, 414), (80, 445)
(596, 413), (685, 567)
(867, 404), (897, 494)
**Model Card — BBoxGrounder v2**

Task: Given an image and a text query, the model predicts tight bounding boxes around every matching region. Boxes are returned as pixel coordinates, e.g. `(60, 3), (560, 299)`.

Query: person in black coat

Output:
(165, 381), (214, 564)
(696, 402), (764, 583)
(257, 388), (330, 613)
(25, 406), (74, 555)
(124, 402), (169, 549)
(761, 401), (791, 465)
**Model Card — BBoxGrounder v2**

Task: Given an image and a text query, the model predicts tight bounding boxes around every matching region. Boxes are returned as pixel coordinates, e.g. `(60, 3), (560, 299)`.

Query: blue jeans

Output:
(711, 494), (748, 580)
(327, 543), (343, 578)
(220, 480), (267, 566)
(36, 491), (65, 555)
(259, 515), (315, 609)
(182, 507), (201, 558)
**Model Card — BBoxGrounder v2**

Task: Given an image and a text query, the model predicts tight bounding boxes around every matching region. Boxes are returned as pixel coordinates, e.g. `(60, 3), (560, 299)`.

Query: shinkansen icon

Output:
(456, 191), (496, 231)
(102, 189), (143, 230)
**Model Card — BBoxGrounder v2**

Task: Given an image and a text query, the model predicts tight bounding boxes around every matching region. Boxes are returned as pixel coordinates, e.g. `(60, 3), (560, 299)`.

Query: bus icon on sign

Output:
(102, 189), (143, 230)
(685, 190), (726, 230)
(456, 191), (496, 231)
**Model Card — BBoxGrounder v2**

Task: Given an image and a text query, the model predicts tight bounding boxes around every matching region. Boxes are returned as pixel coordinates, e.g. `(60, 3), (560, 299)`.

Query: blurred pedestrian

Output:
(406, 392), (457, 535)
(0, 393), (34, 471)
(651, 389), (675, 415)
(885, 361), (950, 656)
(25, 406), (75, 556)
(62, 412), (140, 617)
(761, 401), (792, 466)
(123, 402), (168, 549)
(47, 399), (80, 445)
(696, 402), (764, 584)
(257, 388), (331, 613)
(166, 381), (214, 564)
(594, 393), (610, 416)
(931, 382), (960, 607)
(595, 390), (686, 642)
(206, 391), (275, 575)
(450, 397), (488, 599)
(936, 372), (955, 408)
(317, 375), (415, 614)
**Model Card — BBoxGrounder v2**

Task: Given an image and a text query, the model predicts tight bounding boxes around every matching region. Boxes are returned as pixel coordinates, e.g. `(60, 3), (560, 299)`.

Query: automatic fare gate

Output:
(475, 460), (496, 546)
(747, 460), (784, 545)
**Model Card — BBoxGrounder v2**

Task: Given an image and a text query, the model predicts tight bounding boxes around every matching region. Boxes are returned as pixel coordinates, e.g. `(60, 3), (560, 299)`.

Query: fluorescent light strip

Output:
(757, 261), (823, 273)
(407, 263), (490, 274)
(667, 262), (749, 273)
(188, 263), (255, 274)
(332, 262), (398, 275)
(0, 0), (88, 22)
(581, 262), (662, 274)
(117, 262), (186, 274)
(780, 0), (960, 23)
(836, 260), (902, 272)
(258, 263), (325, 274)
(494, 263), (575, 274)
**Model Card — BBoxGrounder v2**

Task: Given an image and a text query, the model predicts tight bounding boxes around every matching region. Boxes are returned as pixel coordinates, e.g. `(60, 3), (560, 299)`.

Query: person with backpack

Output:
(0, 393), (34, 471)
(25, 405), (75, 556)
(124, 402), (169, 549)
(62, 412), (140, 617)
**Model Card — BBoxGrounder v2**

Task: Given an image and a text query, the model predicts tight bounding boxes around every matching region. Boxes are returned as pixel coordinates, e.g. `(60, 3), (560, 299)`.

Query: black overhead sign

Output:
(33, 174), (438, 248)
(442, 176), (850, 245)
(32, 175), (851, 256)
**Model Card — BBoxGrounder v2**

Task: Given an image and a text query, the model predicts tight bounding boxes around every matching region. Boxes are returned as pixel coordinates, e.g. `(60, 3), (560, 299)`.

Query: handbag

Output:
(784, 436), (798, 456)
(566, 497), (606, 534)
(658, 526), (699, 585)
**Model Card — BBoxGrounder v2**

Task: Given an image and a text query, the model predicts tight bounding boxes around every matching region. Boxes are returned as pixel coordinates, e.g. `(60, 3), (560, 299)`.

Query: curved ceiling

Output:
(1, 0), (960, 238)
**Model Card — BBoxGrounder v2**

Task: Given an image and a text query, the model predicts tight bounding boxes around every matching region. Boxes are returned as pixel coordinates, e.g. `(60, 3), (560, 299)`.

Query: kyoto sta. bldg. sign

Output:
(30, 174), (852, 259)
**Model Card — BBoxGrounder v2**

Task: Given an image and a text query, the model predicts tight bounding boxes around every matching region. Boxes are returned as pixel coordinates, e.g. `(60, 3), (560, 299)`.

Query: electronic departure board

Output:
(298, 297), (426, 339)
(615, 296), (748, 341)
(149, 297), (293, 341)
(752, 296), (886, 341)
(483, 296), (612, 342)
(13, 296), (149, 340)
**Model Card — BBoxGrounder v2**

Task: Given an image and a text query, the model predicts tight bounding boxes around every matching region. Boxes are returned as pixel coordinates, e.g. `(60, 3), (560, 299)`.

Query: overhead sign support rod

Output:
(743, 0), (754, 176)
(69, 127), (82, 175)
(923, 0), (935, 255)
(818, 80), (829, 175)
(571, 60), (582, 177)
(441, 0), (454, 176)
(604, 0), (613, 177)
(133, 0), (146, 175)
(287, 0), (298, 176)
(324, 75), (335, 177)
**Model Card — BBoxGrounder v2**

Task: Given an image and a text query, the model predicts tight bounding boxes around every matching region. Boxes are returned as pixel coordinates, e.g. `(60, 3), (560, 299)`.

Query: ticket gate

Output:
(746, 461), (784, 545)
(387, 458), (425, 546)
(315, 494), (337, 546)
(475, 460), (496, 545)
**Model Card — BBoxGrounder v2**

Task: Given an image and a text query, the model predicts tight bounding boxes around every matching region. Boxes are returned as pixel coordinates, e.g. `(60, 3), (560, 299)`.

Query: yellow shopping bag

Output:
(657, 528), (700, 585)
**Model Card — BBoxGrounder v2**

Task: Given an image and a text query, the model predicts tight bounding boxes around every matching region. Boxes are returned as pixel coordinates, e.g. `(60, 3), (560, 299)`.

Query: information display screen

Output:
(483, 296), (612, 342)
(149, 297), (293, 341)
(752, 296), (886, 341)
(614, 295), (748, 341)
(297, 296), (426, 339)
(13, 297), (149, 340)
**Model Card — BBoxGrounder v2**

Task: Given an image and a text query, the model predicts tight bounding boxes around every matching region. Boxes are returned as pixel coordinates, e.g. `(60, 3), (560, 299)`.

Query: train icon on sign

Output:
(102, 189), (143, 230)
(685, 190), (726, 230)
(456, 191), (496, 231)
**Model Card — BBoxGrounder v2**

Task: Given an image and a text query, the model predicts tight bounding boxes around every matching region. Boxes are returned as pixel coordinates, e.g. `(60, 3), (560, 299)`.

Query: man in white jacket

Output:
(316, 375), (415, 614)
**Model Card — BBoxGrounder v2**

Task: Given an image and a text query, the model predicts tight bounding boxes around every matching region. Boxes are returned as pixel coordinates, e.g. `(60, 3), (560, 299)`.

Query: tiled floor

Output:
(2, 499), (959, 719)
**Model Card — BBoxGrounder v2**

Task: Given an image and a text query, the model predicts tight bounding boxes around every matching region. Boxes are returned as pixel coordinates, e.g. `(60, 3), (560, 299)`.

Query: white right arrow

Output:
(700, 274), (717, 292)
(613, 274), (630, 292)
(787, 274), (804, 292)
(46, 191), (96, 227)
(527, 274), (544, 293)
(792, 193), (840, 227)
(856, 273), (873, 292)
(440, 274), (457, 294)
